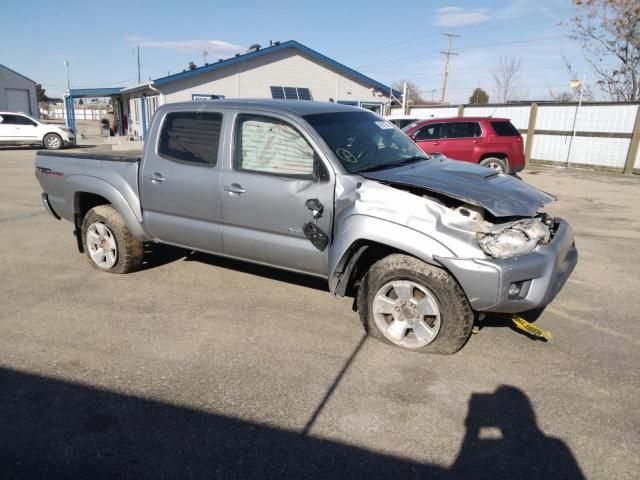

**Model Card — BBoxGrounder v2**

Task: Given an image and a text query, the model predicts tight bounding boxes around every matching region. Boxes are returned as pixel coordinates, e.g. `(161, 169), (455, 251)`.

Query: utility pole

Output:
(439, 33), (459, 105)
(137, 46), (141, 84)
(402, 81), (408, 114)
(64, 59), (71, 91)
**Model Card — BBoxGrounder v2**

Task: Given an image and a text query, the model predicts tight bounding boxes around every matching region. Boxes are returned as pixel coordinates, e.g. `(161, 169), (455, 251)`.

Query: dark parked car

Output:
(403, 117), (525, 173)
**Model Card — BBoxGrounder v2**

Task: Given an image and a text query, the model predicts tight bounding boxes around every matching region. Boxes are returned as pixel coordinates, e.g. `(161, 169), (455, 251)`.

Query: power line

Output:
(339, 12), (555, 59)
(440, 33), (459, 104)
(354, 34), (564, 71)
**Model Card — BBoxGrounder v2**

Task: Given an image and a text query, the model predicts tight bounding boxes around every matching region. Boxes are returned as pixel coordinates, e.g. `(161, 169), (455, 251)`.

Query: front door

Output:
(221, 114), (334, 276)
(140, 110), (225, 253)
(13, 114), (39, 140)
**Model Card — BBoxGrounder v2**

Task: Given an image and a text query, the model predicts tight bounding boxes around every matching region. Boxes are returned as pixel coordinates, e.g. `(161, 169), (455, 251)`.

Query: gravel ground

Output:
(1, 147), (638, 479)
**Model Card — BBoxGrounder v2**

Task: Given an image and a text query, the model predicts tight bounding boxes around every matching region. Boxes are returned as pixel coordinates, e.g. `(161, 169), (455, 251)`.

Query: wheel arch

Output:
(329, 215), (455, 296)
(67, 177), (149, 252)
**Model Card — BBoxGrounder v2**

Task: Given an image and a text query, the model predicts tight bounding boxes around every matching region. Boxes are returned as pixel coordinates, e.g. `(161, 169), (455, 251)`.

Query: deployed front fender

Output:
(328, 214), (455, 293)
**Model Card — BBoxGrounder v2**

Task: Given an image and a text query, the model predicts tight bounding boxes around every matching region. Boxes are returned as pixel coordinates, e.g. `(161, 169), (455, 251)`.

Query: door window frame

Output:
(414, 122), (445, 141)
(155, 110), (224, 168)
(232, 113), (322, 180)
(442, 121), (483, 139)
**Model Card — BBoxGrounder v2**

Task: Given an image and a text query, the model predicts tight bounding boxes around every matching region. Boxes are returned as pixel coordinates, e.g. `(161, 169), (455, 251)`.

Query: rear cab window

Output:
(491, 121), (520, 136)
(158, 111), (223, 166)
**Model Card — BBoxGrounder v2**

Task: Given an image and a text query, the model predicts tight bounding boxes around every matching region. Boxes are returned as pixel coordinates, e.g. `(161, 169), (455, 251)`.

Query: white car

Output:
(384, 115), (422, 130)
(0, 112), (76, 149)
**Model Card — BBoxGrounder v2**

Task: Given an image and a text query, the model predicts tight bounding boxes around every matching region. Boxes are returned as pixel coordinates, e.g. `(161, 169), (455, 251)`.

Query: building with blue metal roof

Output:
(67, 40), (400, 139)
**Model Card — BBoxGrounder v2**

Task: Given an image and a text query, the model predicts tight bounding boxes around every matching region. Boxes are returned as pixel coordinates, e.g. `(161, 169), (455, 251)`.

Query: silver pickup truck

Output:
(36, 100), (577, 354)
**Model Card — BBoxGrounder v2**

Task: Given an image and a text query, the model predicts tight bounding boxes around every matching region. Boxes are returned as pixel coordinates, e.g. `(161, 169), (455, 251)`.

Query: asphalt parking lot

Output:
(1, 146), (639, 479)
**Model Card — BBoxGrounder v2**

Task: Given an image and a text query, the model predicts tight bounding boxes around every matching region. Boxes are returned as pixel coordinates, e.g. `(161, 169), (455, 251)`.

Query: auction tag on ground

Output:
(511, 315), (553, 341)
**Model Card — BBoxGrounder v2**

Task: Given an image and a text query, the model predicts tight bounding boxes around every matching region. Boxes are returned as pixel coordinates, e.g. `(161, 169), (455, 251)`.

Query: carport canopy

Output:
(65, 87), (122, 131)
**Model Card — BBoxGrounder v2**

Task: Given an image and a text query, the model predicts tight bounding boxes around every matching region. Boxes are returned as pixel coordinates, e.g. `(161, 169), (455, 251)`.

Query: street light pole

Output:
(566, 74), (585, 167)
(64, 59), (71, 91)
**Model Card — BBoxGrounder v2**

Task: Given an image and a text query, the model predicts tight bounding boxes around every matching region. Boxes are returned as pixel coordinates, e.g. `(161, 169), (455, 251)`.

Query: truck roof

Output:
(158, 99), (367, 116)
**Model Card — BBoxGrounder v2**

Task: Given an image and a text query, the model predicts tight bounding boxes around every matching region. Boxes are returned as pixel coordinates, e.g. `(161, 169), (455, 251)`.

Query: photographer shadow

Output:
(448, 385), (585, 479)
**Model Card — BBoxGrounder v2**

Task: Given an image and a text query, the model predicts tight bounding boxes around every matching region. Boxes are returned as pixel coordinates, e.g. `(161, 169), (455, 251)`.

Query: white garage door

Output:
(6, 88), (31, 114)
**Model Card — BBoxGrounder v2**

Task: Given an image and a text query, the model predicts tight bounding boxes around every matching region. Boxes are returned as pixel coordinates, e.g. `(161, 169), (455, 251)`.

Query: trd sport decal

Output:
(37, 167), (64, 177)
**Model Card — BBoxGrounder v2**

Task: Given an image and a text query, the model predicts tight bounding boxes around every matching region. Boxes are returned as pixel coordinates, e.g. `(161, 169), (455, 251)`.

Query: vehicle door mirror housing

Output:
(305, 198), (324, 219)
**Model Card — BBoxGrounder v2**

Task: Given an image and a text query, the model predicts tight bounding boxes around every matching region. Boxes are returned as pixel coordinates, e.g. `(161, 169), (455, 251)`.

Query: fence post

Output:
(623, 105), (640, 174)
(457, 104), (464, 117)
(524, 102), (538, 167)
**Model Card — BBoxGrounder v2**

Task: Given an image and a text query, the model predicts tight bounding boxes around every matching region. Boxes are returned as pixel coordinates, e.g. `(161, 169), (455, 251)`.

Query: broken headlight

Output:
(476, 219), (551, 258)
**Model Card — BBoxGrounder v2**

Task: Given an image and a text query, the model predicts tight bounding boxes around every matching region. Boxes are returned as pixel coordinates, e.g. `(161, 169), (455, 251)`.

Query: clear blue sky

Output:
(1, 0), (591, 103)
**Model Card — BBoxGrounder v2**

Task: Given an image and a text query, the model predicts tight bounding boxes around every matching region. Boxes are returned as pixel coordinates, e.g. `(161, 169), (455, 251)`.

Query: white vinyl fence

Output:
(45, 106), (109, 121)
(391, 102), (640, 172)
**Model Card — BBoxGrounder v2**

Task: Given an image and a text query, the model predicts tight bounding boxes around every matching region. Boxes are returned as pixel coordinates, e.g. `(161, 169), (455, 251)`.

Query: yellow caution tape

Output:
(511, 315), (553, 341)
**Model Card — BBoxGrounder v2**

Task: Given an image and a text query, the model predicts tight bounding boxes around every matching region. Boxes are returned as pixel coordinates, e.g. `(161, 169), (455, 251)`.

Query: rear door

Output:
(140, 110), (225, 253)
(220, 113), (334, 276)
(440, 121), (482, 162)
(0, 115), (16, 141)
(412, 123), (445, 155)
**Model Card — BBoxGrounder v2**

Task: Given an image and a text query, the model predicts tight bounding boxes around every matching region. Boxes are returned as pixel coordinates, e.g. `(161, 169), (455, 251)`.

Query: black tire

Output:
(357, 254), (474, 354)
(81, 205), (143, 274)
(479, 157), (508, 173)
(43, 133), (63, 150)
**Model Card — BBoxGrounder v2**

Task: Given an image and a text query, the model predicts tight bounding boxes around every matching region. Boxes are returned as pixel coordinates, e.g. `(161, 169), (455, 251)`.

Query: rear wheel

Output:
(81, 205), (143, 273)
(357, 254), (474, 354)
(43, 133), (63, 150)
(479, 157), (507, 173)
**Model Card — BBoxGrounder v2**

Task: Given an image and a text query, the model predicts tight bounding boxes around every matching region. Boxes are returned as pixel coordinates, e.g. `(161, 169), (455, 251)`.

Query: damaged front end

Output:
(332, 161), (577, 314)
(475, 215), (555, 258)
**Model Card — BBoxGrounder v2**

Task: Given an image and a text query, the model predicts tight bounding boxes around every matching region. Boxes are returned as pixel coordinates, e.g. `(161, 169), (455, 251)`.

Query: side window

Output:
(0, 115), (17, 125)
(158, 111), (222, 166)
(14, 115), (37, 126)
(444, 122), (481, 139)
(414, 123), (443, 141)
(235, 115), (314, 178)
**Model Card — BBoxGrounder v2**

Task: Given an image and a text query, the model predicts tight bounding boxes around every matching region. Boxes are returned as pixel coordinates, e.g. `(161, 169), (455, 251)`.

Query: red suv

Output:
(403, 117), (525, 173)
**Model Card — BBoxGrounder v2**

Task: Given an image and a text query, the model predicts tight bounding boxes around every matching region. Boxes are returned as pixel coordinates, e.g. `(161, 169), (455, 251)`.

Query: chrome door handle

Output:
(224, 184), (246, 194)
(150, 173), (165, 183)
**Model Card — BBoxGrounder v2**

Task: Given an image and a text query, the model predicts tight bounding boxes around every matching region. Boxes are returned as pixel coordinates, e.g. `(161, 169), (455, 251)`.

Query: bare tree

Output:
(565, 0), (640, 101)
(391, 80), (427, 105)
(491, 56), (524, 103)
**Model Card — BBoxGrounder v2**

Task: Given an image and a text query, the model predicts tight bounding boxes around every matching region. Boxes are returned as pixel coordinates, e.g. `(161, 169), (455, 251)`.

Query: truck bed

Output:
(35, 149), (144, 233)
(37, 150), (141, 163)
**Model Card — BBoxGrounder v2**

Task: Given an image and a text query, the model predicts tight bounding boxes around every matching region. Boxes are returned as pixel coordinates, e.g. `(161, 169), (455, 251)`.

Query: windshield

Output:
(304, 111), (427, 173)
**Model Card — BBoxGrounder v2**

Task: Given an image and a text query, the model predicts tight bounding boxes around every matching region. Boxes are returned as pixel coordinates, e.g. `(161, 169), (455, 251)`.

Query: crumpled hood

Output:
(359, 157), (555, 217)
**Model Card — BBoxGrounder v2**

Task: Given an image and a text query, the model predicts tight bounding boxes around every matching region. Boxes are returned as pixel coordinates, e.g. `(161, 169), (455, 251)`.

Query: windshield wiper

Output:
(354, 155), (429, 173)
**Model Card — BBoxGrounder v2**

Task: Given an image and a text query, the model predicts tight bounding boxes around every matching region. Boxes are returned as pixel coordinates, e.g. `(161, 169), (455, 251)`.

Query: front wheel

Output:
(81, 205), (143, 273)
(357, 254), (474, 354)
(43, 133), (63, 150)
